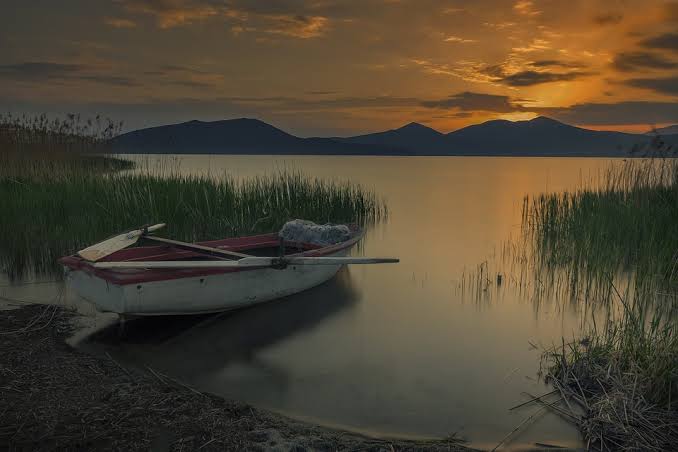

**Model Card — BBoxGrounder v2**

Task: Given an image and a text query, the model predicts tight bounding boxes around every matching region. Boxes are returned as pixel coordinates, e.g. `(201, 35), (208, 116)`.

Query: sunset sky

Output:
(1, 0), (677, 136)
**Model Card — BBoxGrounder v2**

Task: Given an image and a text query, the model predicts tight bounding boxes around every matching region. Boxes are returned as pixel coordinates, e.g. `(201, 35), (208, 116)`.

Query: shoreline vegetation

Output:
(0, 114), (386, 279)
(522, 139), (678, 450)
(0, 304), (469, 451)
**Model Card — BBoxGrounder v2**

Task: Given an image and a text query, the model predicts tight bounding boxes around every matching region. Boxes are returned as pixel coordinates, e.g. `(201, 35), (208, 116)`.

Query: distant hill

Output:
(336, 122), (444, 153)
(110, 118), (403, 155)
(441, 116), (637, 156)
(111, 116), (662, 157)
(646, 125), (678, 135)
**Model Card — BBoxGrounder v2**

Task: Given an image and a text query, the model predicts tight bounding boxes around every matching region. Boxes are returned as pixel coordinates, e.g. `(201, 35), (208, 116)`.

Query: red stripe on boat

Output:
(59, 228), (363, 286)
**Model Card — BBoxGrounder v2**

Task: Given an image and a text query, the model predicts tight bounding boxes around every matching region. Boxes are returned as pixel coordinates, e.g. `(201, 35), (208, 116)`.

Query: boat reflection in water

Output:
(88, 267), (360, 405)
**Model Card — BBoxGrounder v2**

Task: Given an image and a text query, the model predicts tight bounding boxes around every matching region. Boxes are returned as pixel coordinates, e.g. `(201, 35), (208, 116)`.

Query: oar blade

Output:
(78, 223), (166, 262)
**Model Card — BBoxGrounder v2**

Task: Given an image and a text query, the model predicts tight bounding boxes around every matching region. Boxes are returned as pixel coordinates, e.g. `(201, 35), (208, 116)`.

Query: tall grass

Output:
(524, 142), (678, 298)
(0, 114), (386, 278)
(1, 112), (132, 175)
(523, 138), (678, 449)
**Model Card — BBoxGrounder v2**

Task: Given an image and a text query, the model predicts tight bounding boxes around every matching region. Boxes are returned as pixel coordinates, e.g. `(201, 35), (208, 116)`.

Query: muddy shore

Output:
(0, 304), (471, 451)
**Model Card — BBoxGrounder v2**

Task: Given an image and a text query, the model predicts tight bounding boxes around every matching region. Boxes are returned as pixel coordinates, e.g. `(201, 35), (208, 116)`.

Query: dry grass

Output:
(542, 331), (678, 451)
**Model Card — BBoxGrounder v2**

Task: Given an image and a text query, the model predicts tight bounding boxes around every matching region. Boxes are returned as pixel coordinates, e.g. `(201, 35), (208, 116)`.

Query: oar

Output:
(93, 256), (399, 269)
(78, 224), (166, 262)
(142, 236), (251, 260)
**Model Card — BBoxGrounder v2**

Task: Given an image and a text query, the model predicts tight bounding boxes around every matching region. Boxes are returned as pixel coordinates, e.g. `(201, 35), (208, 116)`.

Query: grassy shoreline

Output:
(522, 148), (678, 449)
(0, 168), (385, 279)
(0, 304), (470, 451)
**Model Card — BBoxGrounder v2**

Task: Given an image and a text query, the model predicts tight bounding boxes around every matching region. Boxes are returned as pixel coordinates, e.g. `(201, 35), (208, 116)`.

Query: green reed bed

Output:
(0, 167), (385, 279)
(524, 156), (678, 296)
(523, 141), (678, 450)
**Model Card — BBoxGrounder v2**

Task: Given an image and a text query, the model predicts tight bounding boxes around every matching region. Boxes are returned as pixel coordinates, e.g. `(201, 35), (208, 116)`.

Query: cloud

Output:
(0, 62), (84, 79)
(530, 60), (582, 68)
(511, 38), (551, 53)
(224, 95), (420, 110)
(593, 13), (623, 25)
(639, 33), (678, 53)
(0, 62), (140, 86)
(612, 52), (678, 71)
(499, 70), (594, 86)
(480, 61), (594, 87)
(168, 79), (214, 88)
(262, 15), (329, 38)
(442, 7), (466, 14)
(513, 0), (541, 17)
(0, 61), (221, 89)
(104, 17), (137, 28)
(117, 0), (221, 28)
(626, 76), (678, 95)
(113, 0), (331, 38)
(532, 101), (678, 125)
(420, 92), (519, 112)
(444, 35), (476, 43)
(159, 64), (211, 74)
(483, 21), (516, 30)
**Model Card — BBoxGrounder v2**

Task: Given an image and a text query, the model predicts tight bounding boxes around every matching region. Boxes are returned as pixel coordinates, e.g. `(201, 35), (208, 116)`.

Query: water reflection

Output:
(90, 268), (359, 381)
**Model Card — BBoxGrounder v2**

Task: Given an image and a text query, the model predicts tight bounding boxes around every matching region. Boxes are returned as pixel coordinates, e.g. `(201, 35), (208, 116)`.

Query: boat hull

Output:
(65, 247), (349, 315)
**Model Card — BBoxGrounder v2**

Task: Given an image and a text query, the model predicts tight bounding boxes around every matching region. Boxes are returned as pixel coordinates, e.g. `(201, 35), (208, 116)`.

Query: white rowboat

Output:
(60, 223), (397, 316)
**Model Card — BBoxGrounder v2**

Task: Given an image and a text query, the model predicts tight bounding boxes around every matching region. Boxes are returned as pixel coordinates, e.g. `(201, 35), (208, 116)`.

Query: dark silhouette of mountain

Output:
(646, 125), (678, 135)
(441, 116), (637, 156)
(110, 118), (403, 155)
(111, 116), (656, 157)
(336, 122), (443, 152)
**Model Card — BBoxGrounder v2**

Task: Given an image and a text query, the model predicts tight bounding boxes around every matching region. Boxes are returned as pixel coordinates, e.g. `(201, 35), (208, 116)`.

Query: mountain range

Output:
(110, 116), (678, 157)
(647, 125), (678, 135)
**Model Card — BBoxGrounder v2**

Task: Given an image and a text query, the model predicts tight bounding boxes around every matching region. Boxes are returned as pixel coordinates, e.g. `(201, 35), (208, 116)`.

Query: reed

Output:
(523, 138), (678, 449)
(1, 112), (132, 176)
(541, 304), (678, 450)
(523, 140), (678, 298)
(0, 114), (386, 278)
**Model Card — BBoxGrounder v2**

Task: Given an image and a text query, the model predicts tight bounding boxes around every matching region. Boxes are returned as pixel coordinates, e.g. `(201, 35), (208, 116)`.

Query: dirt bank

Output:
(0, 304), (470, 451)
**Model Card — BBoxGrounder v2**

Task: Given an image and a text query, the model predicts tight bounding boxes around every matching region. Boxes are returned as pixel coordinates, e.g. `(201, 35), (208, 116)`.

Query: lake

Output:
(3, 155), (621, 450)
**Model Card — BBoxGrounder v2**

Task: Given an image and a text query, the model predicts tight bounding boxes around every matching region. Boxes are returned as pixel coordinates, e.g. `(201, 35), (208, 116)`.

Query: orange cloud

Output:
(262, 15), (329, 39)
(113, 1), (330, 38)
(444, 35), (477, 43)
(513, 0), (541, 17)
(118, 0), (220, 28)
(104, 17), (137, 28)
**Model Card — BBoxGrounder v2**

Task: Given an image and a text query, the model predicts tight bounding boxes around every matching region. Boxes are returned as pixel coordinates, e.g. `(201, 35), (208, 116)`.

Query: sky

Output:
(1, 0), (677, 136)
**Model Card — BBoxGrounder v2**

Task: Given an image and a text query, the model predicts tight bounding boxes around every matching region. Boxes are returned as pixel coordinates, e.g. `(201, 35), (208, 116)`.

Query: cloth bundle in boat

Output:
(279, 220), (351, 245)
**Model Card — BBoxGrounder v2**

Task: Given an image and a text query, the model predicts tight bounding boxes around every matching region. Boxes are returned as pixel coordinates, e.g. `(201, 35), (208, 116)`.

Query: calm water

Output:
(3, 156), (620, 450)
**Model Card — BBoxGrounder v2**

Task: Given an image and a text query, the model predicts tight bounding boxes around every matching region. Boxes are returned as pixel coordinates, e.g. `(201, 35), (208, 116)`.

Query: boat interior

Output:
(106, 233), (320, 263)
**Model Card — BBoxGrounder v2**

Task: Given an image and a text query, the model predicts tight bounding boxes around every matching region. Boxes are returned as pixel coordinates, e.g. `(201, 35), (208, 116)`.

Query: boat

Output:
(59, 221), (398, 316)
